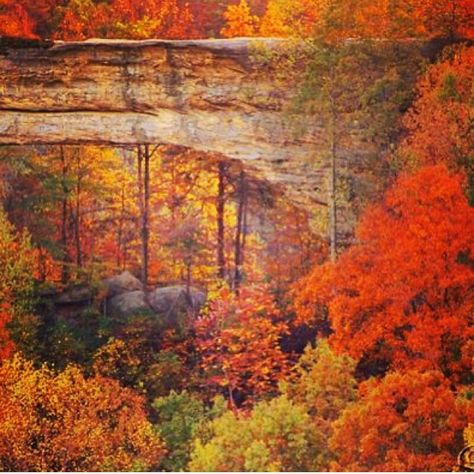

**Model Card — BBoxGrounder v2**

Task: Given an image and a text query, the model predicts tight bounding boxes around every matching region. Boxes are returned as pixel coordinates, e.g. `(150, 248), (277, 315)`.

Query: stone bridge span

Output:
(0, 37), (430, 231)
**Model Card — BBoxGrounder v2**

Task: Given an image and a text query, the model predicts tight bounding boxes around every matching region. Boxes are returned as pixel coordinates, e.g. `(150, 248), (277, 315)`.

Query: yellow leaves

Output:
(220, 0), (259, 38)
(0, 354), (165, 471)
(465, 424), (474, 445)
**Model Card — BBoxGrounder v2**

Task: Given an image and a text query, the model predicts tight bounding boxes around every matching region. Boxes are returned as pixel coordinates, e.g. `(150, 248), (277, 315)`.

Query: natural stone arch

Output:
(0, 37), (433, 235)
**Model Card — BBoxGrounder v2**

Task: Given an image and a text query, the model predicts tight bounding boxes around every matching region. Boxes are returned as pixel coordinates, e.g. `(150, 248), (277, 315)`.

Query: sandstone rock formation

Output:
(105, 280), (206, 327)
(0, 37), (434, 235)
(108, 290), (150, 315)
(149, 285), (206, 316)
(55, 285), (94, 305)
(103, 270), (143, 298)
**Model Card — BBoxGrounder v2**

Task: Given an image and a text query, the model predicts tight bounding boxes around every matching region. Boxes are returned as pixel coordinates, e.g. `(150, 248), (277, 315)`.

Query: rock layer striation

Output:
(0, 37), (433, 235)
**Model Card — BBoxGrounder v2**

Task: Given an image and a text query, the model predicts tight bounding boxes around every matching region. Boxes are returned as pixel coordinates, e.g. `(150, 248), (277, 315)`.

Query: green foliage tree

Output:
(153, 390), (207, 471)
(0, 207), (40, 359)
(189, 395), (325, 471)
(283, 340), (357, 421)
(294, 39), (417, 259)
(0, 207), (35, 313)
(280, 339), (357, 468)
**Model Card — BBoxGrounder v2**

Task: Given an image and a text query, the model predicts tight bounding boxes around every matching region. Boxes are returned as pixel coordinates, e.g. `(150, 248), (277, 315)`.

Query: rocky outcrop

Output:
(0, 37), (435, 235)
(108, 290), (149, 315)
(106, 282), (206, 325)
(103, 270), (143, 298)
(55, 285), (94, 304)
(149, 285), (206, 317)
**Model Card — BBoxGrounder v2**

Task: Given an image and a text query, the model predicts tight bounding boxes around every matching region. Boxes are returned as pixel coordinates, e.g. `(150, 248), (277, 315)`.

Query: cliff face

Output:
(0, 37), (430, 236)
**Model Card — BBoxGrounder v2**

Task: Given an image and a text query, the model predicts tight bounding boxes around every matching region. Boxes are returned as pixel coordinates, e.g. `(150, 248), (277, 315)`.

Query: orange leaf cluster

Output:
(0, 0), (36, 38)
(330, 369), (466, 471)
(260, 0), (474, 39)
(221, 0), (259, 37)
(0, 355), (165, 471)
(53, 0), (197, 40)
(196, 286), (289, 405)
(400, 45), (474, 170)
(295, 164), (474, 378)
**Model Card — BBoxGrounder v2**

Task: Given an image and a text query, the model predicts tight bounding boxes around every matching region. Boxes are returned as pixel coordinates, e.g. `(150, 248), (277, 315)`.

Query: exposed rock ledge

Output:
(0, 37), (433, 233)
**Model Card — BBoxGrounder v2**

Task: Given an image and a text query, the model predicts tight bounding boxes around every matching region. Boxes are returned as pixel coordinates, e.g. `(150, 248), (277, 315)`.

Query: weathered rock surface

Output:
(0, 37), (435, 234)
(108, 290), (149, 315)
(106, 282), (206, 323)
(149, 285), (206, 315)
(103, 270), (143, 298)
(55, 285), (94, 304)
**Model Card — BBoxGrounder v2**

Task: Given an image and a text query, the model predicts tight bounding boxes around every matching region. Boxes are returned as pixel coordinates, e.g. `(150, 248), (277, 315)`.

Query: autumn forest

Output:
(0, 0), (473, 472)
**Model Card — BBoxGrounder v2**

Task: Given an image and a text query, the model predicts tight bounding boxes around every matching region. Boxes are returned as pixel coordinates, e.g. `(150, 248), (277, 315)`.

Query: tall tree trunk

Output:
(60, 146), (70, 283)
(241, 178), (249, 267)
(142, 144), (151, 293)
(185, 260), (192, 299)
(234, 170), (246, 294)
(329, 101), (337, 263)
(137, 145), (145, 286)
(117, 184), (125, 270)
(217, 161), (226, 280)
(74, 151), (83, 268)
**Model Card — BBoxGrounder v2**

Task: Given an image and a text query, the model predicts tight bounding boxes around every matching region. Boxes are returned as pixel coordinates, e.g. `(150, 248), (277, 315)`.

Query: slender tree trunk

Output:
(241, 178), (249, 267)
(117, 184), (125, 269)
(74, 152), (83, 268)
(142, 144), (151, 292)
(60, 146), (70, 283)
(217, 161), (226, 280)
(329, 101), (337, 263)
(185, 260), (192, 298)
(137, 145), (145, 286)
(228, 383), (237, 412)
(234, 170), (246, 294)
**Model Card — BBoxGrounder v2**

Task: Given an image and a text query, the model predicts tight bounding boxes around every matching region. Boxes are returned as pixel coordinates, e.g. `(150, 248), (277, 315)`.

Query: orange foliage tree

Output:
(0, 303), (14, 360)
(221, 0), (259, 37)
(418, 0), (474, 39)
(53, 0), (196, 40)
(259, 0), (474, 39)
(0, 355), (165, 471)
(399, 45), (474, 173)
(295, 165), (474, 379)
(195, 285), (289, 406)
(330, 369), (465, 471)
(0, 0), (36, 38)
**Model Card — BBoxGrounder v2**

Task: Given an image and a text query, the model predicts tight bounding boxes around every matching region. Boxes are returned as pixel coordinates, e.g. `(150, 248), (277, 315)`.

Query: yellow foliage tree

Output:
(0, 355), (165, 471)
(221, 0), (259, 37)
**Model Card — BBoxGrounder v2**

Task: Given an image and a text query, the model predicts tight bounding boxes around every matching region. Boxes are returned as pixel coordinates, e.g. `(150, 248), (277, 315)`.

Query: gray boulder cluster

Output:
(104, 271), (206, 323)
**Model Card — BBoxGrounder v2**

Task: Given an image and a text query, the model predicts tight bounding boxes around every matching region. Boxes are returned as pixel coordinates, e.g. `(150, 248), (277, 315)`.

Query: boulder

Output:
(149, 285), (206, 323)
(55, 285), (93, 305)
(104, 271), (143, 298)
(107, 290), (149, 316)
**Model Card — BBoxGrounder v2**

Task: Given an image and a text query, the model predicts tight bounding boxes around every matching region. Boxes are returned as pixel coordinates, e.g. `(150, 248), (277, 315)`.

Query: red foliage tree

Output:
(400, 45), (474, 172)
(0, 0), (36, 38)
(295, 165), (474, 380)
(330, 369), (465, 471)
(196, 285), (289, 407)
